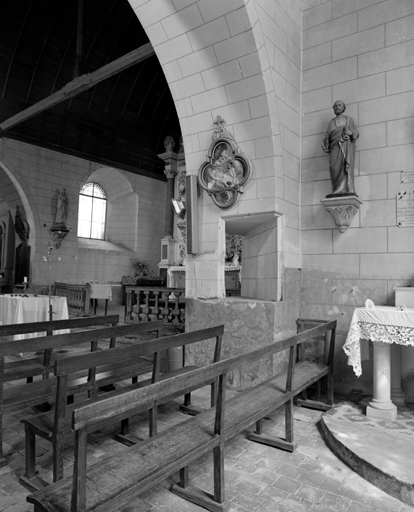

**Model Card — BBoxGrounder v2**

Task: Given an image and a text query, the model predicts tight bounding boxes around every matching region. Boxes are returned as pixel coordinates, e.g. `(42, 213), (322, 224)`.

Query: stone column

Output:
(157, 137), (180, 276)
(391, 344), (406, 405)
(163, 167), (177, 238)
(367, 341), (397, 420)
(157, 137), (179, 239)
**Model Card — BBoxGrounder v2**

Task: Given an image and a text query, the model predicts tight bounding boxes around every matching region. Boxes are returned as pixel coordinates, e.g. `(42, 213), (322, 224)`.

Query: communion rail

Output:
(124, 287), (185, 327)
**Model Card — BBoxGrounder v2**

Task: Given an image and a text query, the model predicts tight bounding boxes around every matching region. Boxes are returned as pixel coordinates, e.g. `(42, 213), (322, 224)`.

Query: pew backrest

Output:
(0, 319), (161, 357)
(54, 325), (225, 377)
(0, 314), (120, 339)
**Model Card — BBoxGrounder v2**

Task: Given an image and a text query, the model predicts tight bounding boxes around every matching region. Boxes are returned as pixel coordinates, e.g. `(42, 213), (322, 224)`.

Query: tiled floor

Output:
(326, 391), (414, 442)
(1, 387), (413, 512)
(1, 305), (413, 511)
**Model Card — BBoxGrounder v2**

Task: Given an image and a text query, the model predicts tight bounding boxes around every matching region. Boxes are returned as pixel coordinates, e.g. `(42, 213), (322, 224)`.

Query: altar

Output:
(0, 294), (69, 339)
(343, 305), (414, 420)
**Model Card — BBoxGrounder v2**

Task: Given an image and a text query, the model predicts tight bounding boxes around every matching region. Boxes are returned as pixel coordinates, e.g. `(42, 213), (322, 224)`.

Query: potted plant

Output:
(131, 258), (151, 277)
(129, 258), (164, 287)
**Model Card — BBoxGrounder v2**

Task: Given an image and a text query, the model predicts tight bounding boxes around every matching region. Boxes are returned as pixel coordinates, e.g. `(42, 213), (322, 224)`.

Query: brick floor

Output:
(1, 384), (413, 512)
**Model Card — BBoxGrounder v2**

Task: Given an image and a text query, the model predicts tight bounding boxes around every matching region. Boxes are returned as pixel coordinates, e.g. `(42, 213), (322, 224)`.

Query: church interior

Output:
(1, 0), (414, 511)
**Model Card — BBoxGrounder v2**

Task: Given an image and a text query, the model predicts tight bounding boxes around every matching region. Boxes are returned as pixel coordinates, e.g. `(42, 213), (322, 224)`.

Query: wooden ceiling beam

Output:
(0, 42), (155, 133)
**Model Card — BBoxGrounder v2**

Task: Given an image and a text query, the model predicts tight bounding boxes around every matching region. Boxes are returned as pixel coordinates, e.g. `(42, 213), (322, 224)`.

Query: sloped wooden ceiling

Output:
(0, 0), (181, 181)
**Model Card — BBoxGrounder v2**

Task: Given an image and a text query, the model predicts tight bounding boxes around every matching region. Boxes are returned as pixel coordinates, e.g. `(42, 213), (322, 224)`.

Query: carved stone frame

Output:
(198, 117), (251, 209)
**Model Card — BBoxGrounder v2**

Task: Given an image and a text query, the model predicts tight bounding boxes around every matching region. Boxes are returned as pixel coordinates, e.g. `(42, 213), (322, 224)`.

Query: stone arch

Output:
(0, 157), (38, 251)
(128, 1), (281, 181)
(127, 2), (297, 300)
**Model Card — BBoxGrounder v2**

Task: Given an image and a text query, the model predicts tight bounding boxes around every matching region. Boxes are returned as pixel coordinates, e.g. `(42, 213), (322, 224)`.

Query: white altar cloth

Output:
(343, 306), (414, 377)
(90, 284), (112, 300)
(0, 294), (69, 339)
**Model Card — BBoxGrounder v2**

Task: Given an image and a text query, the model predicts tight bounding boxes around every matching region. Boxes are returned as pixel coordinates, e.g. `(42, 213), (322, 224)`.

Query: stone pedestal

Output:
(367, 341), (397, 420)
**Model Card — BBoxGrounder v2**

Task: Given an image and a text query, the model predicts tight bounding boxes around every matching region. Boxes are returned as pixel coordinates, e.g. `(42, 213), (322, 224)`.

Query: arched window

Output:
(77, 183), (107, 239)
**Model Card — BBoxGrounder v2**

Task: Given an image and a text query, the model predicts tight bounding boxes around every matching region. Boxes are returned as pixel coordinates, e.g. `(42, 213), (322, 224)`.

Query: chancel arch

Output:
(130, 1), (295, 303)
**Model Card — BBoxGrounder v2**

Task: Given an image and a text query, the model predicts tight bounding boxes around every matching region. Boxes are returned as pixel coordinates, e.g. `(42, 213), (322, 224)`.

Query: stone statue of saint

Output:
(55, 188), (69, 227)
(15, 205), (29, 243)
(322, 100), (359, 196)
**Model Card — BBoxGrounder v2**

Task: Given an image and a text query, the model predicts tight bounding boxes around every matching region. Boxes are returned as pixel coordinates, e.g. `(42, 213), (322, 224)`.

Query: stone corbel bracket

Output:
(321, 195), (363, 233)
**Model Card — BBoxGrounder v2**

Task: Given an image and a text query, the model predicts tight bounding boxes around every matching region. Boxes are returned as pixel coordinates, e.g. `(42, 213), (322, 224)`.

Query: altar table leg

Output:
(367, 341), (397, 420)
(391, 344), (405, 406)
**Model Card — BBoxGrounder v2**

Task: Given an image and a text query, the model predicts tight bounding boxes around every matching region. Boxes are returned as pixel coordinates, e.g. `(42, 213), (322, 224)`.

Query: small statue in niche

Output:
(14, 205), (29, 243)
(225, 234), (242, 266)
(55, 188), (69, 228)
(321, 100), (359, 197)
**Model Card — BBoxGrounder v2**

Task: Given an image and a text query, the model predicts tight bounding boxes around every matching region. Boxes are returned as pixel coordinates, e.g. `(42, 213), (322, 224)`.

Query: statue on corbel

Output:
(176, 170), (187, 265)
(320, 100), (362, 232)
(198, 116), (251, 209)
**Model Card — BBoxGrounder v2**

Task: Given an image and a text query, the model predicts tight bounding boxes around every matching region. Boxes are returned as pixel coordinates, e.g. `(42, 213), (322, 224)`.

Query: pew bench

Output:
(26, 319), (336, 512)
(1, 315), (120, 384)
(21, 325), (224, 489)
(0, 320), (163, 469)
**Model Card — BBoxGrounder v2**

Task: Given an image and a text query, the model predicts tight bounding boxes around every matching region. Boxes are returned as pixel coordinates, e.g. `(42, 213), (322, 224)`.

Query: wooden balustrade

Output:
(54, 282), (91, 317)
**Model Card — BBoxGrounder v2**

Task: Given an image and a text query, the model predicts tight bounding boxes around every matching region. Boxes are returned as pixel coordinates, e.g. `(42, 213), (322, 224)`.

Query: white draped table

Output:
(343, 306), (414, 420)
(89, 284), (112, 315)
(0, 294), (69, 340)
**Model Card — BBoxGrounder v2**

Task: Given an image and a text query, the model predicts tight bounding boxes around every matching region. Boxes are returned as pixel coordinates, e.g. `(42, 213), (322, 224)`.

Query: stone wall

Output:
(0, 138), (166, 290)
(301, 0), (414, 398)
(186, 268), (300, 390)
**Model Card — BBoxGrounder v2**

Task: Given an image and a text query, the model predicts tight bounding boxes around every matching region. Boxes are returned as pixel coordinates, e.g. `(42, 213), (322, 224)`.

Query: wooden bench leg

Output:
(213, 444), (225, 505)
(295, 379), (332, 412)
(180, 466), (188, 488)
(248, 399), (296, 453)
(20, 423), (49, 492)
(53, 430), (65, 482)
(285, 398), (294, 445)
(114, 418), (143, 447)
(326, 372), (334, 406)
(149, 405), (158, 437)
(0, 415), (6, 468)
(254, 419), (263, 435)
(23, 422), (37, 481)
(172, 450), (228, 511)
(180, 392), (201, 416)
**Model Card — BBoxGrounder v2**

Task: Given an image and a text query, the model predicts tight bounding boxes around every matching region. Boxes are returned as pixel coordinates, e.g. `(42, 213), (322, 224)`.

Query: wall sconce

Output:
(172, 198), (186, 219)
(49, 226), (71, 249)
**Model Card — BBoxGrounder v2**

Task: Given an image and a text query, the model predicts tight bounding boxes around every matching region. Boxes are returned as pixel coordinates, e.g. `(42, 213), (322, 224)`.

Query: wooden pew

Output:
(0, 320), (163, 469)
(26, 319), (337, 512)
(295, 318), (332, 409)
(53, 282), (91, 317)
(0, 315), (120, 384)
(21, 325), (224, 489)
